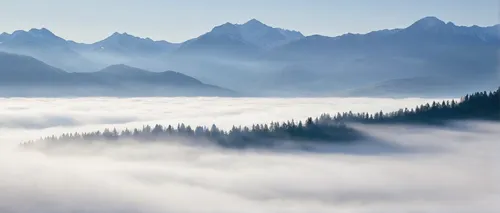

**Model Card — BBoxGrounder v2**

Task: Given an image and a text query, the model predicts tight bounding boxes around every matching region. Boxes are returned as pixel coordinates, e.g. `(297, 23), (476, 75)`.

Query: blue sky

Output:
(0, 0), (497, 43)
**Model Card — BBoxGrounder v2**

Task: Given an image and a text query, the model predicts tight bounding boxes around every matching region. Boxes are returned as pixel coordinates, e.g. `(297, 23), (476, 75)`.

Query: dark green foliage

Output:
(322, 87), (500, 124)
(25, 118), (361, 148)
(24, 87), (500, 148)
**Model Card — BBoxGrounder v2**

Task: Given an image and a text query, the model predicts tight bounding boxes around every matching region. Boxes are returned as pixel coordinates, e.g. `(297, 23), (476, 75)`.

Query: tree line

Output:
(24, 87), (500, 148)
(321, 87), (499, 124)
(25, 118), (361, 148)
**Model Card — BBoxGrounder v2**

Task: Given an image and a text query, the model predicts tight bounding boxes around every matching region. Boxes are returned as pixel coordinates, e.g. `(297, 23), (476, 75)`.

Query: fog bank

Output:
(0, 97), (497, 213)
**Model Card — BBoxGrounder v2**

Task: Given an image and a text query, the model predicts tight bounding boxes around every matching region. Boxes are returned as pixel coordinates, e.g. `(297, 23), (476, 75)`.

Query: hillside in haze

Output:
(0, 52), (235, 97)
(175, 19), (304, 57)
(1, 16), (498, 97)
(0, 28), (100, 72)
(265, 17), (499, 96)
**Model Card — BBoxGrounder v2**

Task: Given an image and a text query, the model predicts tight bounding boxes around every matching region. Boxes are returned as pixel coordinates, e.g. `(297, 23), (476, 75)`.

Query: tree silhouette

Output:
(24, 87), (500, 148)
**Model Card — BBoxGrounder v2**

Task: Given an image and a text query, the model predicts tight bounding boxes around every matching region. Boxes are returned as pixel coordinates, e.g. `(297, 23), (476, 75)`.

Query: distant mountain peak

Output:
(419, 16), (444, 23)
(101, 32), (159, 44)
(88, 31), (178, 57)
(179, 19), (305, 53)
(27, 28), (57, 38)
(6, 28), (58, 38)
(410, 16), (447, 29)
(243, 19), (267, 27)
(0, 32), (9, 41)
(109, 32), (134, 39)
(108, 63), (130, 69)
(2, 27), (68, 47)
(209, 22), (241, 36)
(98, 64), (148, 75)
(29, 28), (53, 33)
(213, 22), (238, 30)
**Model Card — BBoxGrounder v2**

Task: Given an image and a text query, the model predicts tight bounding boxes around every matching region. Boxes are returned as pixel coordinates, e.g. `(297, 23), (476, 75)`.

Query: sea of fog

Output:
(0, 97), (499, 213)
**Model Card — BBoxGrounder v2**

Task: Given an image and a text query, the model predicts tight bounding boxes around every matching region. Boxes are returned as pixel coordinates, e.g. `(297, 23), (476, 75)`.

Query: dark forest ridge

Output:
(24, 87), (500, 149)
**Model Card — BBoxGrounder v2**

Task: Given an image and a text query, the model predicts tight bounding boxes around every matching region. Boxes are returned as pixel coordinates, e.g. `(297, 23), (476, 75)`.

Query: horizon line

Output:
(1, 16), (498, 44)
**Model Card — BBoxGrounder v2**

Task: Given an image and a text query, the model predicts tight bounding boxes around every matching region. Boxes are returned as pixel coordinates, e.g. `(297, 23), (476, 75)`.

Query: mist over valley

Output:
(1, 96), (499, 213)
(1, 2), (499, 212)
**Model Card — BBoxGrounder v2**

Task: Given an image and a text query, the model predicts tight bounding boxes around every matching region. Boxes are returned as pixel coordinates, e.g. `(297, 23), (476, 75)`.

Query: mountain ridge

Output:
(173, 18), (305, 57)
(1, 17), (496, 47)
(0, 16), (498, 97)
(0, 52), (235, 97)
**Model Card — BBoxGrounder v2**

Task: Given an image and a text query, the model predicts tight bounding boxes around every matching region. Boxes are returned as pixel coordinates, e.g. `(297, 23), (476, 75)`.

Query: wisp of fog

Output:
(0, 97), (498, 213)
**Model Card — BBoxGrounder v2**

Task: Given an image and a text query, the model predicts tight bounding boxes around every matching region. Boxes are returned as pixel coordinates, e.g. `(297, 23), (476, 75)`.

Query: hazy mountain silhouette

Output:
(264, 16), (500, 95)
(93, 64), (206, 86)
(175, 23), (260, 58)
(0, 28), (67, 48)
(0, 32), (9, 42)
(0, 51), (68, 84)
(0, 28), (99, 72)
(175, 19), (304, 57)
(237, 19), (304, 49)
(274, 16), (498, 58)
(0, 16), (498, 97)
(74, 32), (180, 57)
(0, 52), (235, 97)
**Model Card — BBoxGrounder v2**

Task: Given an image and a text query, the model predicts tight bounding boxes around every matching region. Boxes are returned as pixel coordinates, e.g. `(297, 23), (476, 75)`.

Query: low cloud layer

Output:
(0, 97), (444, 136)
(0, 97), (498, 213)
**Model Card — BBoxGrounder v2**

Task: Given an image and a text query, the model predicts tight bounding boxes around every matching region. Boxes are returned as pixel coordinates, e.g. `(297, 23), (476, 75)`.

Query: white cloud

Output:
(0, 97), (497, 213)
(0, 97), (446, 142)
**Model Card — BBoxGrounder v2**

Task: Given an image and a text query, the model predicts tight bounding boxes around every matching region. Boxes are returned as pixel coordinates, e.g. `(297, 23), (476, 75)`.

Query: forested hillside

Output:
(323, 87), (500, 124)
(24, 87), (500, 148)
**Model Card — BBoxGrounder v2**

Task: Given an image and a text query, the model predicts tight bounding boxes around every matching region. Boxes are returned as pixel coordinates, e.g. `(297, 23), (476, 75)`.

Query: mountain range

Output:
(0, 16), (498, 97)
(176, 19), (304, 57)
(0, 52), (234, 97)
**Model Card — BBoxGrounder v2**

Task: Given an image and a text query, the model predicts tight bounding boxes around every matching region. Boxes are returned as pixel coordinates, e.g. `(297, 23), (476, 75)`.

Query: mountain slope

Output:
(237, 19), (304, 49)
(0, 52), (68, 84)
(0, 52), (235, 97)
(264, 16), (500, 95)
(90, 64), (236, 96)
(274, 17), (499, 58)
(175, 23), (259, 57)
(0, 28), (68, 48)
(93, 64), (204, 86)
(83, 32), (179, 57)
(1, 17), (497, 97)
(175, 19), (304, 57)
(0, 28), (99, 72)
(0, 33), (9, 42)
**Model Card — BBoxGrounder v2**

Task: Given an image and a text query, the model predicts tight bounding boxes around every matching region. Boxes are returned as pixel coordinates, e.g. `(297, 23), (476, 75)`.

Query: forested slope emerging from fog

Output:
(25, 87), (499, 148)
